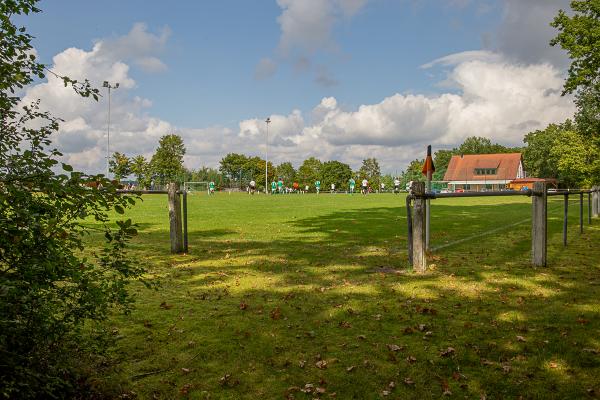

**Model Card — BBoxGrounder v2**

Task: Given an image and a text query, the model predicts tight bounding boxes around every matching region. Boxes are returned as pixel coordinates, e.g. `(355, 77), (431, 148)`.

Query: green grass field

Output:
(90, 193), (600, 399)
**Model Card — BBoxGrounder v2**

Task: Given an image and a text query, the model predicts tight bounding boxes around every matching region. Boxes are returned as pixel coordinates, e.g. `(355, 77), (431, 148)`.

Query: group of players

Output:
(236, 177), (403, 195)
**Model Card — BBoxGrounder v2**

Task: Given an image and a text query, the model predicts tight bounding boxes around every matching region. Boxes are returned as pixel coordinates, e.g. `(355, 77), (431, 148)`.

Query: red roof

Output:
(443, 153), (522, 181)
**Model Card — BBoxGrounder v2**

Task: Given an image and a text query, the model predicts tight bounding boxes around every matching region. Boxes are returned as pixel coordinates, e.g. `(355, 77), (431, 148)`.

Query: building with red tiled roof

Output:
(442, 153), (525, 192)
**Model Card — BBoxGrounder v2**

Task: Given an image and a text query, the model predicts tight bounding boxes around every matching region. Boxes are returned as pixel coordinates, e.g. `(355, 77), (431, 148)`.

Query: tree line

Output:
(218, 153), (384, 190)
(113, 139), (389, 190)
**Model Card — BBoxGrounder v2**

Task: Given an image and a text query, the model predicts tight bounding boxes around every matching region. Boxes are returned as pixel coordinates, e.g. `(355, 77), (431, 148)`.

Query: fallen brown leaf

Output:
(179, 383), (192, 395)
(159, 301), (173, 310)
(440, 347), (456, 357)
(387, 344), (405, 352)
(270, 306), (282, 320)
(441, 380), (452, 396)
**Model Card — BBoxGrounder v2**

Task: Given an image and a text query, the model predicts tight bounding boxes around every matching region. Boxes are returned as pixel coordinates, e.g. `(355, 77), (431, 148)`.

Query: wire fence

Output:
(406, 183), (600, 271)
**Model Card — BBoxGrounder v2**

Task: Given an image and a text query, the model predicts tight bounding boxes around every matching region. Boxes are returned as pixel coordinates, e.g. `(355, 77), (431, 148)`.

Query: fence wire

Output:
(428, 195), (592, 252)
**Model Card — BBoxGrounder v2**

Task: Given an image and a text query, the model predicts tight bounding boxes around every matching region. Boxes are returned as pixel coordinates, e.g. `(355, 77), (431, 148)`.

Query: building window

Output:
(474, 168), (497, 175)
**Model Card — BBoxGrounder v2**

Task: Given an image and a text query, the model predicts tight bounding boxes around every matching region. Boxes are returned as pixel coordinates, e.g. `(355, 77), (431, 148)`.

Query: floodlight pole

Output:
(265, 117), (271, 194)
(103, 81), (119, 179)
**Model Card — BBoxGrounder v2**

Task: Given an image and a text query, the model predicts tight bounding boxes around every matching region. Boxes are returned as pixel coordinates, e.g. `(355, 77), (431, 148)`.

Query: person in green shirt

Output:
(277, 179), (284, 194)
(209, 181), (215, 195)
(315, 180), (321, 194)
(349, 178), (356, 194)
(271, 180), (277, 194)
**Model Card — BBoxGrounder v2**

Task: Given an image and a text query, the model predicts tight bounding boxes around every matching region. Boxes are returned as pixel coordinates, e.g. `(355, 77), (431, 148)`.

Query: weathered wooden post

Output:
(563, 193), (568, 246)
(593, 186), (599, 218)
(579, 193), (583, 234)
(411, 181), (427, 273)
(406, 195), (413, 266)
(183, 189), (189, 253)
(589, 192), (593, 224)
(531, 182), (547, 267)
(168, 182), (184, 254)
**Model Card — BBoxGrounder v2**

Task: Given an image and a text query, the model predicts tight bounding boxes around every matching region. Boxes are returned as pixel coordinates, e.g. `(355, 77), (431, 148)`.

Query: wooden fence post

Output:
(589, 192), (593, 224)
(563, 193), (568, 246)
(593, 187), (599, 218)
(579, 193), (583, 234)
(411, 181), (427, 273)
(183, 190), (189, 253)
(592, 186), (600, 217)
(531, 182), (547, 267)
(168, 182), (184, 254)
(406, 195), (413, 266)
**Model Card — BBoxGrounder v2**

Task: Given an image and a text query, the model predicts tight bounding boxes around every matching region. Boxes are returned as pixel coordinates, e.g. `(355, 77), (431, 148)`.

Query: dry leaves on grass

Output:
(299, 383), (326, 394)
(381, 381), (396, 396)
(219, 373), (239, 387)
(387, 344), (405, 352)
(338, 321), (352, 329)
(440, 347), (456, 357)
(415, 305), (438, 315)
(179, 383), (192, 395)
(441, 379), (452, 396)
(270, 306), (282, 320)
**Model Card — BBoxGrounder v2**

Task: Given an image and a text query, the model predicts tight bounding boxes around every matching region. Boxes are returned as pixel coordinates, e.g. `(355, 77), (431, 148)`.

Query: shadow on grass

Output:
(102, 200), (600, 399)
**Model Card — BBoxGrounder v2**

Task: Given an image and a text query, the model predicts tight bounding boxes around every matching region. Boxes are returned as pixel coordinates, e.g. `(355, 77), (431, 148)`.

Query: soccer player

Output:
(315, 180), (321, 194)
(293, 181), (299, 193)
(361, 178), (368, 195)
(394, 177), (401, 194)
(304, 185), (309, 194)
(349, 177), (355, 194)
(209, 181), (215, 195)
(249, 180), (256, 194)
(331, 183), (335, 193)
(277, 179), (284, 194)
(380, 182), (385, 193)
(271, 180), (277, 194)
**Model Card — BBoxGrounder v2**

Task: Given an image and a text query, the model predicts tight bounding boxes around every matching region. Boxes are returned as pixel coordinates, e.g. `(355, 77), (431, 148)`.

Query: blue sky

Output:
(19, 0), (574, 173)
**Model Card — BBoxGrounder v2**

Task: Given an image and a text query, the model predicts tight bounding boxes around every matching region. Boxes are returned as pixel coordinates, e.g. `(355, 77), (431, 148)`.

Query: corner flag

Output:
(421, 145), (435, 177)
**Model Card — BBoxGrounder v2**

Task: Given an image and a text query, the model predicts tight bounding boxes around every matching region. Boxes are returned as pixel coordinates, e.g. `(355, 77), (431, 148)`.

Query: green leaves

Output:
(0, 1), (143, 397)
(551, 0), (600, 95)
(149, 134), (186, 184)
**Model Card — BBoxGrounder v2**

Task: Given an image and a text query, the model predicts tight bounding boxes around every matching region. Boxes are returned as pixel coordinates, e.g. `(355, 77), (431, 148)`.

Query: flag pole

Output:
(422, 145), (434, 251)
(426, 173), (431, 251)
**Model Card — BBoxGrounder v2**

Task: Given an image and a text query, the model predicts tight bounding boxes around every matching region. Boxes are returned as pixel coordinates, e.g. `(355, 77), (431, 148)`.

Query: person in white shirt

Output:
(361, 179), (368, 195)
(394, 178), (401, 194)
(331, 183), (335, 193)
(249, 180), (256, 194)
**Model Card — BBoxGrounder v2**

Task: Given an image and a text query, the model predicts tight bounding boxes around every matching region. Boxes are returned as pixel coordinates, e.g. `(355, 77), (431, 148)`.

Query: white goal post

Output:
(183, 181), (209, 194)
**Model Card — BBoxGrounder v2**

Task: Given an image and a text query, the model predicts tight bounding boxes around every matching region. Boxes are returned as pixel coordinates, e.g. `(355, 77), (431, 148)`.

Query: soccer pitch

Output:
(95, 193), (600, 399)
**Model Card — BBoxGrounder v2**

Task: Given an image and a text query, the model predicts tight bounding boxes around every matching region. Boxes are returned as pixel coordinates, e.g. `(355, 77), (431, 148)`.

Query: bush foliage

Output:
(0, 1), (146, 397)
